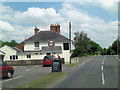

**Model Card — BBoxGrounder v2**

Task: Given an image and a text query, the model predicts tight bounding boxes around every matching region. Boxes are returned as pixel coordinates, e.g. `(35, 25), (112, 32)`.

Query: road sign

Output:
(48, 40), (54, 47)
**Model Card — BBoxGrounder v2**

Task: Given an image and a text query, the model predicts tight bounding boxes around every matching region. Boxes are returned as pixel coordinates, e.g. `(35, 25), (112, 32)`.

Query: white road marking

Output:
(25, 69), (31, 71)
(102, 55), (106, 65)
(2, 75), (23, 83)
(101, 66), (103, 71)
(117, 57), (120, 61)
(81, 62), (84, 66)
(102, 73), (105, 85)
(32, 65), (39, 68)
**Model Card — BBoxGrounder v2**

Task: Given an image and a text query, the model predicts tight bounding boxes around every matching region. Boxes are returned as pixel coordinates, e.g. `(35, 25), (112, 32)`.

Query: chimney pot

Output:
(50, 24), (60, 34)
(34, 26), (39, 34)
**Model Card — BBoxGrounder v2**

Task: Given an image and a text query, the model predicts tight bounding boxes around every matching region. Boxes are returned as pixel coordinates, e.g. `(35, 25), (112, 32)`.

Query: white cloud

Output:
(0, 20), (14, 31)
(0, 3), (118, 48)
(99, 2), (118, 14)
(59, 3), (118, 48)
(1, 6), (64, 26)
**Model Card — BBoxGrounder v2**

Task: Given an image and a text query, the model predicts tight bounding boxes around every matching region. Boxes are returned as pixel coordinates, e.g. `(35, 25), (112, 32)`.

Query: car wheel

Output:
(6, 71), (12, 79)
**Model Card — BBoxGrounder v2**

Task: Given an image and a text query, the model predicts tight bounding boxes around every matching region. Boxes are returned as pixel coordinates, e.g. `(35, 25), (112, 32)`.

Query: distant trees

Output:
(0, 40), (18, 47)
(101, 39), (120, 55)
(72, 31), (102, 57)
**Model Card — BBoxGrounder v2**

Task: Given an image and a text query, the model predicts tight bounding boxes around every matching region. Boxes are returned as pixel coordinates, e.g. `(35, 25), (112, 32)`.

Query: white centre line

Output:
(25, 69), (31, 71)
(2, 75), (23, 83)
(101, 66), (103, 71)
(102, 73), (105, 85)
(102, 55), (106, 65)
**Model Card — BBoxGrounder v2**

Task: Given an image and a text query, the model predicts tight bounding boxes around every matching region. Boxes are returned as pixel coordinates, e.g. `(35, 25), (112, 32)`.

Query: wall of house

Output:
(1, 42), (70, 64)
(24, 42), (35, 51)
(0, 46), (17, 61)
(24, 42), (63, 51)
(23, 42), (70, 64)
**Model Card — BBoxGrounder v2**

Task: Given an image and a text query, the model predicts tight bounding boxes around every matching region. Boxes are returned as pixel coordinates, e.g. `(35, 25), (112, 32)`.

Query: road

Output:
(52, 55), (119, 88)
(2, 65), (52, 88)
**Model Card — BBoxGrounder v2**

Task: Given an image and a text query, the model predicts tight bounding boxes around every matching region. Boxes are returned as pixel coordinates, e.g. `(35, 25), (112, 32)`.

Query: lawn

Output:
(66, 63), (78, 67)
(16, 72), (66, 88)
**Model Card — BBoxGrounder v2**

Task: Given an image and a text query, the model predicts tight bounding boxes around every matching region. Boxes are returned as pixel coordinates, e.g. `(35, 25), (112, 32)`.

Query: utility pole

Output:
(69, 22), (71, 64)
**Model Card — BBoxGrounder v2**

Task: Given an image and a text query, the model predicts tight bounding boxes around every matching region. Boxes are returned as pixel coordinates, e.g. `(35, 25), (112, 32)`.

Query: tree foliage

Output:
(72, 31), (102, 57)
(0, 40), (18, 47)
(101, 39), (120, 55)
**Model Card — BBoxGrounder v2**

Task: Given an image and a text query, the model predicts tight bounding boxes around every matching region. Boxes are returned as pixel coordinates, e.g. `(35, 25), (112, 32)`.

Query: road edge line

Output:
(2, 75), (23, 83)
(117, 57), (120, 61)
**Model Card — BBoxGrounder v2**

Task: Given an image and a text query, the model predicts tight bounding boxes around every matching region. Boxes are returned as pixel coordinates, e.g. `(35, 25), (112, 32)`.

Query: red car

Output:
(43, 55), (56, 67)
(0, 60), (14, 79)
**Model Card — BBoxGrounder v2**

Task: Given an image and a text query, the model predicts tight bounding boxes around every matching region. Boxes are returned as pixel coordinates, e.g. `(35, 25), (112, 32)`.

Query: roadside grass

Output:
(66, 63), (78, 67)
(17, 72), (66, 88)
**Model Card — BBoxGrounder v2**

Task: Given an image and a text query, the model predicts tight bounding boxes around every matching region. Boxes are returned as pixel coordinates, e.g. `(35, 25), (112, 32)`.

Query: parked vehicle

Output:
(43, 55), (56, 67)
(0, 60), (14, 79)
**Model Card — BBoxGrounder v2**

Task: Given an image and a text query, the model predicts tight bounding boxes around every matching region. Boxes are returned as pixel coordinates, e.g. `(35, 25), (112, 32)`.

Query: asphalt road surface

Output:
(1, 65), (52, 88)
(52, 55), (119, 88)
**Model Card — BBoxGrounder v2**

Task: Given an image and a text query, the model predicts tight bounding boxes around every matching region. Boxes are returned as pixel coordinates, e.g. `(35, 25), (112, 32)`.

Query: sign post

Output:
(48, 40), (55, 62)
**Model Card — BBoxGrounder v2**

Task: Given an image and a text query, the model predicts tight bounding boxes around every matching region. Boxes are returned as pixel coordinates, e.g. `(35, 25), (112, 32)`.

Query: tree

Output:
(72, 46), (87, 57)
(89, 41), (102, 55)
(73, 31), (90, 50)
(101, 48), (107, 55)
(1, 40), (18, 47)
(72, 31), (103, 57)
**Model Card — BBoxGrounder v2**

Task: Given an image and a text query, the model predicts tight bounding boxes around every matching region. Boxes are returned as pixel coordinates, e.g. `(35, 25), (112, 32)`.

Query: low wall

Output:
(5, 59), (43, 66)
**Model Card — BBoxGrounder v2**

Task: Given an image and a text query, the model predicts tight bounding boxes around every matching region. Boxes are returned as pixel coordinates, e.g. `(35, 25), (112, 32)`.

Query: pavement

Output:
(52, 55), (119, 88)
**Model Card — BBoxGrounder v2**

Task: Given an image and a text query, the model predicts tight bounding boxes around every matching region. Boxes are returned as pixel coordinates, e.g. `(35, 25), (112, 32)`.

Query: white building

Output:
(1, 24), (70, 64)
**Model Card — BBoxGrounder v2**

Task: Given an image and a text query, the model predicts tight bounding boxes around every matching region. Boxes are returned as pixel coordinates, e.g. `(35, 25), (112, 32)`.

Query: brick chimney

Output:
(50, 24), (60, 34)
(34, 26), (39, 34)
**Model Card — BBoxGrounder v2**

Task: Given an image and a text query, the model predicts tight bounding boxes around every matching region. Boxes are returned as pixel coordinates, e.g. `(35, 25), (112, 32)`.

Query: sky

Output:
(0, 1), (119, 49)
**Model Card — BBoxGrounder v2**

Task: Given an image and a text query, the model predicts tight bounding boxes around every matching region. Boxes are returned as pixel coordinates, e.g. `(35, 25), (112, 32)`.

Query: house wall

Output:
(1, 42), (70, 64)
(24, 42), (63, 51)
(0, 45), (17, 61)
(24, 42), (70, 64)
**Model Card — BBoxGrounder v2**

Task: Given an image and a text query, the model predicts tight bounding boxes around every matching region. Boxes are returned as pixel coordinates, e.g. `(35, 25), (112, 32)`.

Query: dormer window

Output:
(35, 42), (39, 47)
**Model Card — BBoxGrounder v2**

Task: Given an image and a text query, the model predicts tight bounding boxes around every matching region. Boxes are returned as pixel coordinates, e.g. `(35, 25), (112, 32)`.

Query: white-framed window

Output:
(27, 54), (31, 58)
(63, 43), (69, 50)
(35, 42), (39, 47)
(10, 55), (18, 60)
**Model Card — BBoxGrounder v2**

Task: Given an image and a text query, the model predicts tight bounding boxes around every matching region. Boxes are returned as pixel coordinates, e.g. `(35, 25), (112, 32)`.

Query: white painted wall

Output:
(24, 42), (63, 51)
(24, 42), (70, 63)
(1, 42), (70, 64)
(24, 42), (35, 51)
(0, 45), (17, 61)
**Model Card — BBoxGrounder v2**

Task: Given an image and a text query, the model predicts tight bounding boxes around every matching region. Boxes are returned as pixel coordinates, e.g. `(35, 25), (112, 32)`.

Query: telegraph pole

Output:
(69, 22), (71, 64)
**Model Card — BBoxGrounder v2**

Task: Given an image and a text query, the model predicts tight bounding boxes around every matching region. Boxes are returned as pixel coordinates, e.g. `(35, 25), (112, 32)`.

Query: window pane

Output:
(29, 55), (31, 58)
(10, 56), (12, 60)
(27, 55), (29, 58)
(16, 55), (18, 59)
(63, 43), (69, 50)
(13, 55), (15, 60)
(35, 42), (39, 47)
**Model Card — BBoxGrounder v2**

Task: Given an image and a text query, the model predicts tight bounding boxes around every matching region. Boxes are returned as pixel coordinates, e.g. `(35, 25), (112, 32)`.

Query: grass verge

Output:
(66, 63), (78, 67)
(17, 72), (66, 88)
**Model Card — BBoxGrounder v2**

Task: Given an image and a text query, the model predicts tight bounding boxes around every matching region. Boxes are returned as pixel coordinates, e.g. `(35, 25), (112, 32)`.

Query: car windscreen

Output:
(44, 56), (53, 59)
